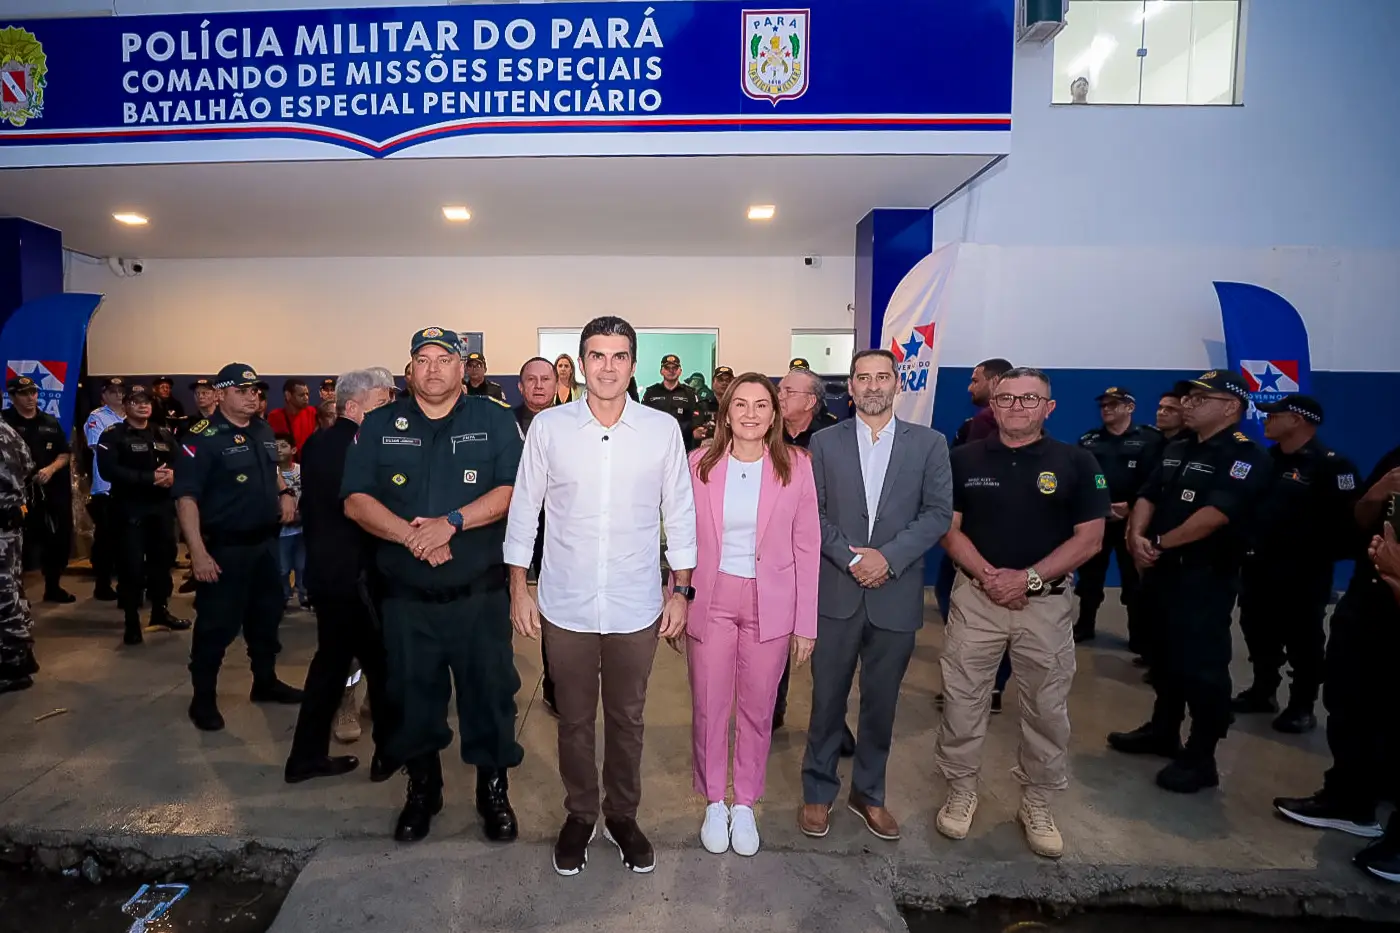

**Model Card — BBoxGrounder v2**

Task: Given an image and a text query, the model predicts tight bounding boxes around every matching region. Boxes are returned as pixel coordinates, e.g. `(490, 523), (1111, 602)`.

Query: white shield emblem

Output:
(742, 9), (810, 104)
(463, 469), (477, 484)
(1229, 460), (1252, 480)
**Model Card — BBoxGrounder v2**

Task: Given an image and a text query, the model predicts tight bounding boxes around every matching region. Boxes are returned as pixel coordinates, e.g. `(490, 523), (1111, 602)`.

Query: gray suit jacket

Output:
(809, 416), (953, 629)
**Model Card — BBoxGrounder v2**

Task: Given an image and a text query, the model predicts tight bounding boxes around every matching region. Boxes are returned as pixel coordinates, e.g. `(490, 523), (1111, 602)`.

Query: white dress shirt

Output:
(718, 455), (762, 578)
(856, 413), (896, 538)
(505, 397), (698, 635)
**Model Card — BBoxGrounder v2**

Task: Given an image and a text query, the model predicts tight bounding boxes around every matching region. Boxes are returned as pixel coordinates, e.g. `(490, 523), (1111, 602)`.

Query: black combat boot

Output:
(123, 609), (143, 646)
(394, 754), (444, 843)
(476, 768), (519, 842)
(149, 603), (192, 632)
(1107, 722), (1183, 758)
(188, 689), (225, 731)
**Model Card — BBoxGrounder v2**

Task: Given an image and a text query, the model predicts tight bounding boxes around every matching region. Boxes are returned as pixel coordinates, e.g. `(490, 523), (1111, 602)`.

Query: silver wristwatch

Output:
(1025, 567), (1045, 594)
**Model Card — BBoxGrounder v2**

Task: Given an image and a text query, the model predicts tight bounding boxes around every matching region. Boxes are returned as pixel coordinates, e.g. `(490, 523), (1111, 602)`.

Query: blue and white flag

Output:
(1214, 281), (1312, 438)
(880, 243), (958, 428)
(0, 292), (103, 433)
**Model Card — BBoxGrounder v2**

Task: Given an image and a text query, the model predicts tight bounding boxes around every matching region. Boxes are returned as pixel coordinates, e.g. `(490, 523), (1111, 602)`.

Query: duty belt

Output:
(960, 568), (1067, 596)
(382, 566), (508, 604)
(205, 525), (279, 547)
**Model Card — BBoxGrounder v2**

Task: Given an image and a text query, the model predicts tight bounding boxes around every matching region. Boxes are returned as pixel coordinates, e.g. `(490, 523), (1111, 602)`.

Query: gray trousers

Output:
(800, 604), (916, 806)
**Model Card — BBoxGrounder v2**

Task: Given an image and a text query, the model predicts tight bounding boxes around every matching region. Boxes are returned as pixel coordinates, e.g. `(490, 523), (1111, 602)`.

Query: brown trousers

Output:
(543, 618), (660, 822)
(934, 574), (1076, 801)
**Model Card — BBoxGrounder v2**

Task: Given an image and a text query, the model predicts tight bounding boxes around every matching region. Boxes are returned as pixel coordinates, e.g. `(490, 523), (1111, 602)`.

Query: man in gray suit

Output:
(798, 349), (954, 841)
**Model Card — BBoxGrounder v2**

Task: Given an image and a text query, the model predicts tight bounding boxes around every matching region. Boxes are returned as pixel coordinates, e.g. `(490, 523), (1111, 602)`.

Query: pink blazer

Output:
(687, 447), (820, 644)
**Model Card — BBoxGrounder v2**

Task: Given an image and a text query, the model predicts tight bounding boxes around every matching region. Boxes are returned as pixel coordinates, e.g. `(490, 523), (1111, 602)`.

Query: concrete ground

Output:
(1, 571), (1398, 931)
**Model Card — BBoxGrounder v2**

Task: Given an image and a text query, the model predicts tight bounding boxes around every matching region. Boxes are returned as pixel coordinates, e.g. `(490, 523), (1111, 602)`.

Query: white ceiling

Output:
(0, 154), (996, 259)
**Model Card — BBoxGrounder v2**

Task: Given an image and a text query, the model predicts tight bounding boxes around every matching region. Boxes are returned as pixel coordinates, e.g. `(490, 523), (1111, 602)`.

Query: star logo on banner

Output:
(900, 332), (922, 361)
(1254, 364), (1283, 392)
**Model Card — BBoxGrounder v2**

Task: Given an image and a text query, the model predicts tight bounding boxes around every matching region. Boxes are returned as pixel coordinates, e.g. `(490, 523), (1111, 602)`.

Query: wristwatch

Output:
(672, 585), (696, 602)
(1025, 567), (1045, 594)
(446, 511), (465, 532)
(1152, 534), (1164, 550)
(278, 487), (295, 498)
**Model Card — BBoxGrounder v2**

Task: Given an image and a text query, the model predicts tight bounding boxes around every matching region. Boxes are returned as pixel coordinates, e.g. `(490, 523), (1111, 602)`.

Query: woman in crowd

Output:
(553, 354), (584, 404)
(686, 372), (819, 856)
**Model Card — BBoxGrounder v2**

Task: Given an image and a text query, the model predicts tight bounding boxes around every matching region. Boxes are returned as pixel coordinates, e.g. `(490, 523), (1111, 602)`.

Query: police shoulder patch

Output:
(1338, 473), (1356, 491)
(202, 428), (217, 437)
(1233, 431), (1251, 443)
(190, 420), (209, 434)
(487, 396), (510, 408)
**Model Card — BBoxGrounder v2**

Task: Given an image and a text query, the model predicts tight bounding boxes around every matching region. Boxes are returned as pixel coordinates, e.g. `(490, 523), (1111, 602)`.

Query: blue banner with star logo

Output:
(0, 292), (103, 433)
(1215, 281), (1313, 439)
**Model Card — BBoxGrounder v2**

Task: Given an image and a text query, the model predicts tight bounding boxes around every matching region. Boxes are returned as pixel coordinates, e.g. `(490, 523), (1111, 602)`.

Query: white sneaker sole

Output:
(603, 826), (656, 873)
(700, 829), (730, 855)
(1364, 863), (1400, 884)
(552, 824), (596, 877)
(1275, 806), (1384, 839)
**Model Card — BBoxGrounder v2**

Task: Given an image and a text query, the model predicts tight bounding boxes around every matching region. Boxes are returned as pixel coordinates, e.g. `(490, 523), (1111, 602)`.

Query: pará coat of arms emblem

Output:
(742, 10), (810, 104)
(0, 27), (47, 127)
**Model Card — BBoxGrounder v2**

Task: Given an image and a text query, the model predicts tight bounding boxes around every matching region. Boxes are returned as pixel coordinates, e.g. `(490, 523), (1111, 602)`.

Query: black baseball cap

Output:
(714, 366), (734, 377)
(410, 327), (462, 356)
(661, 354), (681, 368)
(465, 351), (486, 366)
(1258, 394), (1324, 425)
(320, 378), (336, 390)
(100, 377), (124, 391)
(190, 378), (213, 391)
(1096, 386), (1136, 404)
(123, 384), (153, 404)
(152, 376), (173, 387)
(1187, 369), (1250, 402)
(212, 363), (261, 389)
(6, 376), (37, 394)
(789, 357), (811, 371)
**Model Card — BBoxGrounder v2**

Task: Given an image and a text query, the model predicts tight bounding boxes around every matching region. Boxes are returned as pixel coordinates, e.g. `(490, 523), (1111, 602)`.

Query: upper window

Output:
(1052, 1), (1242, 105)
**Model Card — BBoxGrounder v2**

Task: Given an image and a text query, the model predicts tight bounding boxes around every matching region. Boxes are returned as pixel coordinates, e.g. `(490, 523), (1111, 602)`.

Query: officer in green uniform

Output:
(464, 351), (506, 401)
(174, 363), (303, 732)
(1108, 370), (1270, 794)
(343, 327), (524, 845)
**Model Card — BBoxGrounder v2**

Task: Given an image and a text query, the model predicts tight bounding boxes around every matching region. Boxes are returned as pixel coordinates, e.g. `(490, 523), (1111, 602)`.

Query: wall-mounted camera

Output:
(106, 256), (145, 277)
(803, 256), (823, 269)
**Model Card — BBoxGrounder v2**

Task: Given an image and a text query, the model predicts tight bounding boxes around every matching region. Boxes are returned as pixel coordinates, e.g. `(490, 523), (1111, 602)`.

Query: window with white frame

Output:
(1052, 1), (1242, 105)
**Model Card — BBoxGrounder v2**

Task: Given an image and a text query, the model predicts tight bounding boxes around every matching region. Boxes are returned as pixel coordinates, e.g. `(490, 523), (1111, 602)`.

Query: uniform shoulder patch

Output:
(203, 427), (217, 437)
(190, 420), (209, 434)
(486, 396), (510, 408)
(1233, 431), (1251, 443)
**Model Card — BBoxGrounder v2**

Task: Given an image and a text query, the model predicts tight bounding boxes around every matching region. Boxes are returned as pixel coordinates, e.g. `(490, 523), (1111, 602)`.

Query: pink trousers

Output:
(687, 572), (792, 806)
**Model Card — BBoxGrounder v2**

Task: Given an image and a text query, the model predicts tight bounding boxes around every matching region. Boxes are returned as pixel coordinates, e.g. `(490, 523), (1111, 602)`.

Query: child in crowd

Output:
(275, 433), (309, 609)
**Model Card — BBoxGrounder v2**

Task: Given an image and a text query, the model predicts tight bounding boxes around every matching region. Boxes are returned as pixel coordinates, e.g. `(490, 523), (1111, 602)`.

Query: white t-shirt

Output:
(719, 455), (763, 578)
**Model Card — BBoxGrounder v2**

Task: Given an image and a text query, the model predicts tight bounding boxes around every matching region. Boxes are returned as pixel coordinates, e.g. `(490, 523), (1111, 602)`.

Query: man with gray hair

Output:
(284, 367), (398, 784)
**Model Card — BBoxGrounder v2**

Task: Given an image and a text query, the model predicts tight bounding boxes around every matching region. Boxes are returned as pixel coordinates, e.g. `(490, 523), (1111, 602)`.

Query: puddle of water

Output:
(0, 873), (285, 933)
(901, 903), (1390, 933)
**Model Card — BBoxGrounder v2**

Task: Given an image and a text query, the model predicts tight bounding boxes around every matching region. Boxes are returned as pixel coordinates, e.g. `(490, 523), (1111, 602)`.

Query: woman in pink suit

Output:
(687, 372), (820, 856)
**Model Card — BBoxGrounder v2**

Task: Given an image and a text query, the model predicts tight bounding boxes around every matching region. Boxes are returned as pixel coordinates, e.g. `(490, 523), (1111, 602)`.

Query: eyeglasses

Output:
(776, 388), (814, 398)
(1181, 394), (1236, 408)
(991, 393), (1048, 410)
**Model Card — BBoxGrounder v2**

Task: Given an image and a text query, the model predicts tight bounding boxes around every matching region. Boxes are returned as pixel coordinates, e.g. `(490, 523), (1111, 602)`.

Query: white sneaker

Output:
(730, 805), (760, 857)
(333, 688), (361, 744)
(700, 802), (730, 854)
(1018, 798), (1064, 859)
(935, 790), (979, 840)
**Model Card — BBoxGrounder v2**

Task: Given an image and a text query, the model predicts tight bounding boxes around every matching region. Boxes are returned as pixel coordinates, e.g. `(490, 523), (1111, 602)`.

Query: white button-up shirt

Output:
(856, 413), (896, 538)
(504, 397), (698, 635)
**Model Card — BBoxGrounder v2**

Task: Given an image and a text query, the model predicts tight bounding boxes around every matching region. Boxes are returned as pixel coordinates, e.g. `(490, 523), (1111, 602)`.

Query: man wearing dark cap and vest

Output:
(96, 384), (188, 645)
(1231, 395), (1359, 733)
(84, 378), (127, 601)
(3, 375), (75, 603)
(150, 377), (187, 434)
(185, 379), (218, 431)
(175, 363), (303, 731)
(319, 378), (337, 406)
(343, 327), (524, 844)
(1108, 370), (1270, 793)
(464, 351), (506, 401)
(1073, 387), (1163, 643)
(644, 354), (701, 450)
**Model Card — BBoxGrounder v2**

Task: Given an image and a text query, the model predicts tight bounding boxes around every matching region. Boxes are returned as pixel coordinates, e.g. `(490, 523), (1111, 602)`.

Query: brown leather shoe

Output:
(847, 792), (900, 840)
(797, 803), (831, 838)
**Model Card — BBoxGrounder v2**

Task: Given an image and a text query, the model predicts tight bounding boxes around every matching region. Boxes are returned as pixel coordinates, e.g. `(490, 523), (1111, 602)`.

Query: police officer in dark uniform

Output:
(2, 375), (75, 603)
(693, 365), (734, 444)
(644, 353), (701, 450)
(174, 363), (303, 731)
(464, 351), (506, 401)
(150, 377), (187, 434)
(1073, 387), (1163, 643)
(1108, 370), (1270, 793)
(1231, 395), (1359, 733)
(95, 385), (188, 645)
(343, 327), (524, 844)
(185, 378), (218, 434)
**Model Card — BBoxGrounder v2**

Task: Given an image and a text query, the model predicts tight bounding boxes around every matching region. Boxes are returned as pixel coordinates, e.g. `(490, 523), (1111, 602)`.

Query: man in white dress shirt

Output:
(505, 315), (698, 878)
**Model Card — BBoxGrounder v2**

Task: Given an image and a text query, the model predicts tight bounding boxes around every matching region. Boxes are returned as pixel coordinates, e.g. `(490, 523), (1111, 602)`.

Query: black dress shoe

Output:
(123, 626), (143, 646)
(1107, 723), (1183, 758)
(1156, 755), (1219, 794)
(394, 756), (444, 843)
(370, 752), (399, 783)
(0, 675), (34, 696)
(249, 679), (304, 704)
(1231, 687), (1279, 714)
(476, 768), (519, 842)
(1272, 708), (1317, 734)
(149, 610), (192, 632)
(188, 695), (225, 731)
(43, 588), (76, 604)
(285, 755), (359, 784)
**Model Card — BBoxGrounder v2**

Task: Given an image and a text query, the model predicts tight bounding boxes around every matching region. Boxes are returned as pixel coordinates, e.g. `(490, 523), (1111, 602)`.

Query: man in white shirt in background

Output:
(506, 315), (698, 878)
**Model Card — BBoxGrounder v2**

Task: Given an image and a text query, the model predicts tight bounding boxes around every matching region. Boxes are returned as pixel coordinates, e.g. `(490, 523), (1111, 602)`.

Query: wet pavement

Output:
(0, 872), (285, 932)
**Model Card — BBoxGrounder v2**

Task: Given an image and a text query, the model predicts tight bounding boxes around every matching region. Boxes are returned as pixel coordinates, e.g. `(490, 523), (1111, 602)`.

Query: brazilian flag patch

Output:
(1095, 474), (1107, 490)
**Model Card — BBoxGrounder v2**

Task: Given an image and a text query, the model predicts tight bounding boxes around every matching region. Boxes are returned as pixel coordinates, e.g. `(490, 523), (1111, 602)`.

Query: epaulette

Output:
(1232, 431), (1251, 443)
(1079, 430), (1097, 442)
(189, 419), (209, 434)
(471, 395), (511, 409)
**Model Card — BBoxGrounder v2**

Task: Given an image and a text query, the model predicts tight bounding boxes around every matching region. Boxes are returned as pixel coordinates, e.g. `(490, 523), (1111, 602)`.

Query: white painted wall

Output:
(71, 254), (854, 375)
(936, 0), (1400, 372)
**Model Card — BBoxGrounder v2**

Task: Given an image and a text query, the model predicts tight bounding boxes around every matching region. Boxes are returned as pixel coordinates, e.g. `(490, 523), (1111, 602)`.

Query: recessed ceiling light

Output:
(747, 205), (776, 221)
(442, 206), (472, 222)
(112, 212), (148, 225)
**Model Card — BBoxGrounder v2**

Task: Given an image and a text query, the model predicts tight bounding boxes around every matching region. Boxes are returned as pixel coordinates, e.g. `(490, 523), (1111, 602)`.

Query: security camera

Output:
(803, 256), (822, 269)
(106, 257), (145, 277)
(127, 259), (144, 276)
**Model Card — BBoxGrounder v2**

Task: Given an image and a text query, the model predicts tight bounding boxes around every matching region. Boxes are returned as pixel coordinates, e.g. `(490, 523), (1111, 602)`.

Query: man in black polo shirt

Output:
(343, 327), (524, 845)
(1073, 387), (1163, 642)
(643, 353), (701, 450)
(1108, 370), (1270, 794)
(936, 367), (1110, 859)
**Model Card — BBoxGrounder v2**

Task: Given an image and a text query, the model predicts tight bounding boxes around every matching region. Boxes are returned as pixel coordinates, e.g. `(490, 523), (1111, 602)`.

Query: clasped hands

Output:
(976, 567), (1031, 610)
(403, 515), (456, 567)
(848, 546), (890, 588)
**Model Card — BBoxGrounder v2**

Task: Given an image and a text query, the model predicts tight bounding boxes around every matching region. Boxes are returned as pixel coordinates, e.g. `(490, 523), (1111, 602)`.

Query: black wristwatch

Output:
(1152, 534), (1164, 550)
(278, 488), (295, 498)
(672, 585), (696, 602)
